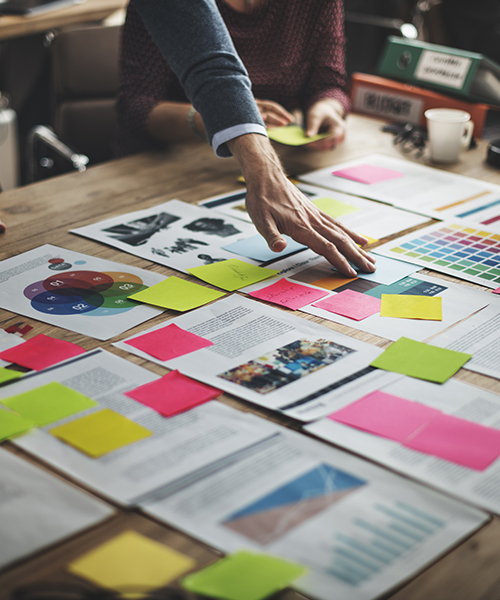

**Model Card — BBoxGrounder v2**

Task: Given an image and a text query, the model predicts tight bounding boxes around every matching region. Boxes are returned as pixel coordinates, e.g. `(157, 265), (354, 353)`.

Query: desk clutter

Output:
(5, 154), (500, 600)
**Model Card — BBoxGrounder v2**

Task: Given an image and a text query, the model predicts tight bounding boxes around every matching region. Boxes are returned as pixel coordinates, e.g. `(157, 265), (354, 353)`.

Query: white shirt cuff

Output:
(212, 123), (268, 158)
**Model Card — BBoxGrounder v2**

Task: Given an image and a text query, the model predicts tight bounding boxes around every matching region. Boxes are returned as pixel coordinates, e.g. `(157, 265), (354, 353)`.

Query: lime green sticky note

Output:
(370, 337), (471, 383)
(0, 409), (35, 441)
(0, 367), (23, 385)
(312, 196), (360, 218)
(380, 294), (443, 321)
(267, 125), (330, 146)
(181, 551), (307, 600)
(128, 276), (225, 311)
(187, 259), (279, 292)
(50, 408), (152, 457)
(1, 382), (98, 426)
(68, 530), (195, 591)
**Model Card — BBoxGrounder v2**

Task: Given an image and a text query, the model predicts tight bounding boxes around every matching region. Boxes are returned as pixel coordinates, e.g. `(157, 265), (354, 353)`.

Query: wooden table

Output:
(2, 114), (500, 599)
(0, 0), (127, 40)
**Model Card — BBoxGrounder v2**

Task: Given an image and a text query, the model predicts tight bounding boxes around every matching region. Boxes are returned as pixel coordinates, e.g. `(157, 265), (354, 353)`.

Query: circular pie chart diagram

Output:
(24, 270), (148, 316)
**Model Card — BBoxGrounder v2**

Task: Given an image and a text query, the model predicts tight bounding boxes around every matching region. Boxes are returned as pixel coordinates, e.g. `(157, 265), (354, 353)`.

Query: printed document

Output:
(0, 245), (163, 340)
(306, 375), (500, 515)
(142, 424), (487, 600)
(115, 295), (384, 421)
(299, 153), (500, 222)
(431, 300), (500, 379)
(2, 350), (275, 505)
(0, 449), (113, 568)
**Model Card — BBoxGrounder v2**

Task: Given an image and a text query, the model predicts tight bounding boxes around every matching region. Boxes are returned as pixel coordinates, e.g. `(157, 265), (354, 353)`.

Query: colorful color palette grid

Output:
(374, 222), (500, 289)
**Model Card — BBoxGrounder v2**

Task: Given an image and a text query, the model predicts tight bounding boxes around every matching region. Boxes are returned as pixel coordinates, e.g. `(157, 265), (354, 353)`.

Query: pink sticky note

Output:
(329, 391), (440, 441)
(249, 279), (329, 310)
(332, 164), (404, 185)
(313, 289), (381, 321)
(403, 413), (500, 471)
(125, 323), (213, 362)
(493, 287), (500, 295)
(0, 334), (85, 371)
(125, 370), (222, 416)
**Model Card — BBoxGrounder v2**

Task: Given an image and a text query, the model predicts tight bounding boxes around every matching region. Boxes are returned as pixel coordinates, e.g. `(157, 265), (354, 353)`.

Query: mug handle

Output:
(461, 120), (474, 150)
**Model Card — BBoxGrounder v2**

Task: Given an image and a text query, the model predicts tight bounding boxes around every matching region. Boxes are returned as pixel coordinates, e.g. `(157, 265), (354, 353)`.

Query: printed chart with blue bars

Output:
(374, 221), (500, 289)
(330, 501), (445, 586)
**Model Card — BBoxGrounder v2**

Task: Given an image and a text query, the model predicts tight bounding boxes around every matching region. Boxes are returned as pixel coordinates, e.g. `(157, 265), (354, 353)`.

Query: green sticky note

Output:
(380, 294), (442, 320)
(187, 259), (279, 292)
(0, 409), (35, 441)
(181, 551), (307, 600)
(0, 367), (23, 384)
(50, 408), (152, 457)
(312, 196), (360, 218)
(370, 337), (471, 384)
(128, 276), (225, 311)
(1, 382), (98, 426)
(267, 125), (330, 146)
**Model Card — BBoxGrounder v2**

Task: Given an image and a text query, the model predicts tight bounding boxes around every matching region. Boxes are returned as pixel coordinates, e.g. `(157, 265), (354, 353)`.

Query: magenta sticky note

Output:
(125, 370), (222, 417)
(403, 413), (500, 471)
(493, 287), (500, 295)
(0, 334), (86, 371)
(313, 289), (381, 321)
(332, 164), (404, 185)
(125, 323), (213, 361)
(328, 391), (440, 441)
(249, 279), (329, 310)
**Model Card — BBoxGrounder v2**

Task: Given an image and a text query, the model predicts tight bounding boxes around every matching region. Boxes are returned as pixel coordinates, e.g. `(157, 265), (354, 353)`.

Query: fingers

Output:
(256, 99), (294, 127)
(0, 220), (6, 234)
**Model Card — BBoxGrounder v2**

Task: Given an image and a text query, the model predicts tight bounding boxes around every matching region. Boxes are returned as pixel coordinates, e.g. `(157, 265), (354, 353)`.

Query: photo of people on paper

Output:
(218, 338), (355, 394)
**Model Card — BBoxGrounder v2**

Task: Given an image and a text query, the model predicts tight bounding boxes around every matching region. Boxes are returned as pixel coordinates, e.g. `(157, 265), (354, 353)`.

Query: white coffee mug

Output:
(424, 108), (474, 164)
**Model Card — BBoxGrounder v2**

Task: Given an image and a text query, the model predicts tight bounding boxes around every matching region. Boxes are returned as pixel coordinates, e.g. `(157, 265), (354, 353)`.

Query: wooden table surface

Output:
(1, 114), (500, 600)
(0, 0), (127, 40)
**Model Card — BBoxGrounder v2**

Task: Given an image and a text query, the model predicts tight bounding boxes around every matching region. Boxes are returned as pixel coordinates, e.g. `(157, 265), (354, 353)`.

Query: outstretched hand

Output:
(227, 134), (375, 277)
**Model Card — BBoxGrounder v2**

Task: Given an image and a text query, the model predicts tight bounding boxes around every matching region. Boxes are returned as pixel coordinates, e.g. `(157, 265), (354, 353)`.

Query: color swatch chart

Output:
(374, 222), (500, 289)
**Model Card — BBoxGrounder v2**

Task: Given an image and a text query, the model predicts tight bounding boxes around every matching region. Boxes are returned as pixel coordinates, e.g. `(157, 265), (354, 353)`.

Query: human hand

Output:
(255, 99), (294, 128)
(305, 98), (346, 151)
(228, 134), (375, 277)
(0, 220), (6, 233)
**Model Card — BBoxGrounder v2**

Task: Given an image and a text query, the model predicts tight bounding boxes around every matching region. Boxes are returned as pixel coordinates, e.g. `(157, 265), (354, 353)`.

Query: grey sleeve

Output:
(130, 0), (266, 156)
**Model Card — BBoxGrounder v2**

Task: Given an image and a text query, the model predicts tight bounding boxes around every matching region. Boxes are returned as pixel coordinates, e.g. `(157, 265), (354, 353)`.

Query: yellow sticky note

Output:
(129, 276), (225, 311)
(187, 259), (278, 292)
(267, 125), (330, 146)
(380, 294), (442, 321)
(50, 409), (152, 457)
(68, 530), (196, 592)
(312, 196), (360, 218)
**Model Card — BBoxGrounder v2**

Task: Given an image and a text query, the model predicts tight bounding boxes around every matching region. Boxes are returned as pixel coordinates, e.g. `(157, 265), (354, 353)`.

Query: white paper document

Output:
(306, 375), (500, 515)
(302, 272), (491, 342)
(0, 244), (164, 340)
(115, 295), (384, 421)
(71, 199), (265, 272)
(0, 449), (113, 569)
(431, 300), (500, 379)
(299, 153), (500, 222)
(3, 349), (275, 505)
(142, 425), (487, 600)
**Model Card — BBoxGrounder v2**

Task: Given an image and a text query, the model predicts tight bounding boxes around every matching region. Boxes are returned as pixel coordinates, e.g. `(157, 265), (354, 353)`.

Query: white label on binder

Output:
(352, 85), (423, 123)
(415, 51), (471, 89)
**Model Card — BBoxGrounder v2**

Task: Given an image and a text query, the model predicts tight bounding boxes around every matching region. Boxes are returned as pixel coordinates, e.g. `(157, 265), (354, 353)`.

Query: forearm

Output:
(131, 0), (265, 155)
(146, 102), (206, 144)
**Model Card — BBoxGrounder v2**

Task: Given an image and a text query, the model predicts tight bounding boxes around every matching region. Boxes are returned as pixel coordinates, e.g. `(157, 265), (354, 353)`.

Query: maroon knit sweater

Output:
(114, 0), (350, 156)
